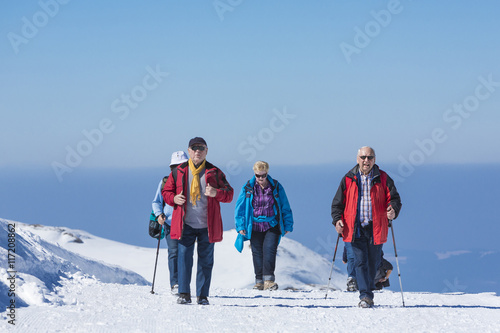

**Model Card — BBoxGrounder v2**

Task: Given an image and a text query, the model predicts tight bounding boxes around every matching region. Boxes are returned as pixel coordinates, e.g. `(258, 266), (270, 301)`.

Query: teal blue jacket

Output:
(234, 175), (294, 252)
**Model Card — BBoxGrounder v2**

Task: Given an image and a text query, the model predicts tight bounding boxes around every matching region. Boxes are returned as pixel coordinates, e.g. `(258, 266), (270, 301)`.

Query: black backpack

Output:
(148, 176), (169, 239)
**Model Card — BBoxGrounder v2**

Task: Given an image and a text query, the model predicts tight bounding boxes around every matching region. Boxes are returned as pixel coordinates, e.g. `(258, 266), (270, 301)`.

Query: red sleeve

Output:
(162, 171), (177, 206)
(214, 169), (234, 203)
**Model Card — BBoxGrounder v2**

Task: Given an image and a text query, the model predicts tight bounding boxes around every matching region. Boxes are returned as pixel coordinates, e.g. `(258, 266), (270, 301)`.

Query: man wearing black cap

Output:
(162, 137), (234, 305)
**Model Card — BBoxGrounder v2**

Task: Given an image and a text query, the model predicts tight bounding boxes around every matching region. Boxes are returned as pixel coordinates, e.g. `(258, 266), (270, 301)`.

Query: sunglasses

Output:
(255, 173), (267, 179)
(359, 155), (375, 160)
(190, 145), (206, 151)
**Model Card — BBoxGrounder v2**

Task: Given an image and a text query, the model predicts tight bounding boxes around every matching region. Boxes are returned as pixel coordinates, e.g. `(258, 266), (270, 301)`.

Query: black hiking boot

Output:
(197, 296), (209, 305)
(177, 293), (192, 304)
(358, 297), (374, 308)
(347, 277), (358, 292)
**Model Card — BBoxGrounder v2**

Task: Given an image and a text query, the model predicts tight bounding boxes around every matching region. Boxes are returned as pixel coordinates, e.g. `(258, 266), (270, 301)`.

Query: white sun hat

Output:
(170, 151), (189, 166)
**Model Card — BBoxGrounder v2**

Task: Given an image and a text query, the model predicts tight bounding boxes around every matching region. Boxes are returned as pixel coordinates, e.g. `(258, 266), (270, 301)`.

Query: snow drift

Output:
(0, 218), (149, 308)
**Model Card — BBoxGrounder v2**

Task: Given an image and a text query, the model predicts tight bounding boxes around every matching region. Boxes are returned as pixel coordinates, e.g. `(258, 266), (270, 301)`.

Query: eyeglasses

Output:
(190, 145), (206, 152)
(255, 173), (267, 179)
(359, 155), (375, 160)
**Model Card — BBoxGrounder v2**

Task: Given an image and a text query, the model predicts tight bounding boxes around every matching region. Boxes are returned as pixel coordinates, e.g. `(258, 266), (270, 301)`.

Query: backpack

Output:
(148, 176), (169, 239)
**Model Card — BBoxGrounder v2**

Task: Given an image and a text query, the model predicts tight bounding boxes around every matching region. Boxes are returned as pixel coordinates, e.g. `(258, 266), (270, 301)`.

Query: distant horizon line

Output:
(1, 161), (498, 171)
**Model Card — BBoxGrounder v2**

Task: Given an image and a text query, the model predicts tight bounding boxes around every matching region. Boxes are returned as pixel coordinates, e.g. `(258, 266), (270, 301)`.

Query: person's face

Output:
(188, 144), (208, 165)
(357, 147), (376, 175)
(254, 170), (268, 186)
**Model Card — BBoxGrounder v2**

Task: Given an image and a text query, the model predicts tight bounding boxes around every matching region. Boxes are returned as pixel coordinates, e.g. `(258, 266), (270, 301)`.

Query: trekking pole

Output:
(324, 233), (341, 299)
(389, 220), (405, 307)
(150, 234), (162, 294)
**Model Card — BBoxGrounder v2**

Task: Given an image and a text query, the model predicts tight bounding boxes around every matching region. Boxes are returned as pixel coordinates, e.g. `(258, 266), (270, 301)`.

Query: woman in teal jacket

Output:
(234, 161), (294, 291)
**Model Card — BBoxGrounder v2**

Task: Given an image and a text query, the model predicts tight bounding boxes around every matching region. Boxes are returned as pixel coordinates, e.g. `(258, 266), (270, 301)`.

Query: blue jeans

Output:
(250, 228), (280, 283)
(351, 225), (382, 300)
(163, 224), (179, 288)
(344, 242), (356, 279)
(177, 224), (214, 297)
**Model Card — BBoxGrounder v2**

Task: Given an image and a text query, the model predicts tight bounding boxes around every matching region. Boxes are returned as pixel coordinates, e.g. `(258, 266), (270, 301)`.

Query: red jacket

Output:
(331, 165), (402, 245)
(162, 161), (233, 243)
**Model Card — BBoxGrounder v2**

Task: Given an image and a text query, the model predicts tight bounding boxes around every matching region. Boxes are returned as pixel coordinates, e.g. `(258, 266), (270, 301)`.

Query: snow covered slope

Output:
(2, 218), (500, 332)
(2, 275), (500, 332)
(15, 219), (345, 291)
(0, 219), (148, 309)
(0, 218), (344, 306)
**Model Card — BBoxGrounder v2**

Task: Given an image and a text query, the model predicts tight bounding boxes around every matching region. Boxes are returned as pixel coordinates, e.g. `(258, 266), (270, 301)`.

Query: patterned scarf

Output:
(188, 158), (206, 206)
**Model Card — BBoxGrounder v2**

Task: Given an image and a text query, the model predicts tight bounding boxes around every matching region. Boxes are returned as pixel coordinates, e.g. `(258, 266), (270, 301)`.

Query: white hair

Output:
(357, 146), (376, 156)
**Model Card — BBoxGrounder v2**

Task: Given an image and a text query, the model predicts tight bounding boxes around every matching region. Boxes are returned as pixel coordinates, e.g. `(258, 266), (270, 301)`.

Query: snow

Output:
(1, 218), (500, 332)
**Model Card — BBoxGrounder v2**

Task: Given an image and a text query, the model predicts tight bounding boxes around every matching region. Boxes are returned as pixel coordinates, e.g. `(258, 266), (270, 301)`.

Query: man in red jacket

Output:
(162, 137), (233, 305)
(331, 146), (401, 308)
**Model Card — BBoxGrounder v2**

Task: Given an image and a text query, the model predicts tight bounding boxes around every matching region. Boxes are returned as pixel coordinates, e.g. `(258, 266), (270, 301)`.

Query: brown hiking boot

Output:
(253, 283), (264, 290)
(264, 281), (278, 291)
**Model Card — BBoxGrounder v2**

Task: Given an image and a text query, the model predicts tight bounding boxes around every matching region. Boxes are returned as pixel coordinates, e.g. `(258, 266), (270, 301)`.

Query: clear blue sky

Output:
(1, 1), (499, 180)
(2, 2), (499, 294)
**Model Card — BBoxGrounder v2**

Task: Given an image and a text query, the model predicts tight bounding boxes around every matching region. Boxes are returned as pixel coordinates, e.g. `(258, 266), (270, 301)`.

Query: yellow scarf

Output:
(189, 158), (206, 206)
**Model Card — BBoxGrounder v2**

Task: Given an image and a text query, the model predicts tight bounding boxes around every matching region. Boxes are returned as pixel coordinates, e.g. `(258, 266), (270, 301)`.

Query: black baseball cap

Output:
(188, 137), (207, 148)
